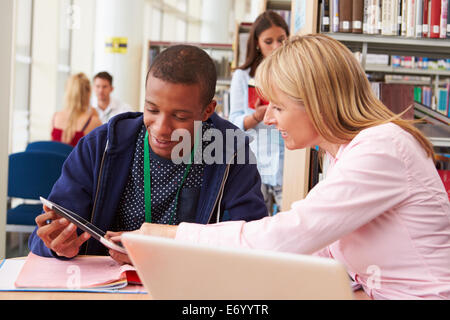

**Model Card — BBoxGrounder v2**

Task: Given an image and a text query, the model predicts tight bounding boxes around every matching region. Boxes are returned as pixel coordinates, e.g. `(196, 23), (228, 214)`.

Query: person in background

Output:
(51, 73), (102, 147)
(129, 35), (450, 300)
(230, 10), (289, 214)
(92, 71), (132, 124)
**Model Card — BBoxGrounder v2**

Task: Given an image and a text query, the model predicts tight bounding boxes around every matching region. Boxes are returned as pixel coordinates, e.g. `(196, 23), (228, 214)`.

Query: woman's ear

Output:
(202, 100), (217, 121)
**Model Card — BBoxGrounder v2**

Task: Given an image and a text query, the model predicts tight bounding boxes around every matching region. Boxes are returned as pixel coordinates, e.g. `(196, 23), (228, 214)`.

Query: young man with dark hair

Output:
(29, 45), (268, 263)
(92, 71), (132, 123)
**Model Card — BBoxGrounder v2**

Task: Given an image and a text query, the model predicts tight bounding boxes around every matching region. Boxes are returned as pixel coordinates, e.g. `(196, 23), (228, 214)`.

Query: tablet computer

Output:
(40, 197), (127, 254)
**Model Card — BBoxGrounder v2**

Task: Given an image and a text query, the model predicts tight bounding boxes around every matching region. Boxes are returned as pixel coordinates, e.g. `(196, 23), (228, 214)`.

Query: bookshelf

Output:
(323, 33), (450, 67)
(365, 65), (450, 77)
(147, 41), (233, 118)
(262, 0), (292, 11)
(415, 122), (450, 147)
(282, 0), (450, 210)
(232, 22), (252, 70)
(415, 102), (450, 126)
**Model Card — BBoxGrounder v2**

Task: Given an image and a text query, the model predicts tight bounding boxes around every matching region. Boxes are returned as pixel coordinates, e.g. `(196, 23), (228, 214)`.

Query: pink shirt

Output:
(176, 123), (450, 300)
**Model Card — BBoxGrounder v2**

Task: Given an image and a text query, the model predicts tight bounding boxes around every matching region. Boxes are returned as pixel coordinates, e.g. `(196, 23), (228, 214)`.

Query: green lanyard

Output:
(144, 130), (198, 225)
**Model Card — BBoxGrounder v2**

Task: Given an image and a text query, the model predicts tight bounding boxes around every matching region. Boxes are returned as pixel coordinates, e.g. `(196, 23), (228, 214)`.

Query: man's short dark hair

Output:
(94, 71), (113, 86)
(147, 45), (217, 107)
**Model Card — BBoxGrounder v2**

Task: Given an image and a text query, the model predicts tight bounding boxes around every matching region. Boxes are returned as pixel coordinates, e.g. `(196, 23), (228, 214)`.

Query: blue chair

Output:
(26, 141), (73, 158)
(7, 151), (67, 253)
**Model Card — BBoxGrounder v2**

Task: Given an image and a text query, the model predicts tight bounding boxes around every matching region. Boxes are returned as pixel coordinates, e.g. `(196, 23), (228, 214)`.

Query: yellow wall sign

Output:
(105, 37), (128, 54)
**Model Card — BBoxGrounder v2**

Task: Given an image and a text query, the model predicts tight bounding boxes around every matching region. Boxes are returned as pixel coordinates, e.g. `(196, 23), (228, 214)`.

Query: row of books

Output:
(391, 56), (450, 70)
(414, 82), (450, 115)
(320, 0), (450, 38)
(414, 85), (434, 106)
(384, 74), (432, 83)
(356, 52), (450, 69)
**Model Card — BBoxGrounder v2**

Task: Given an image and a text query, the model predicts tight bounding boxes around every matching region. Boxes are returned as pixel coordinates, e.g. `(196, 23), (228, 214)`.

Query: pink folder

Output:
(15, 252), (141, 290)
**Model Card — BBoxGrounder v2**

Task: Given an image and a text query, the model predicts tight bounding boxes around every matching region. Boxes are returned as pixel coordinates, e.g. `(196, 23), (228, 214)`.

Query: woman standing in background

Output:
(51, 73), (102, 147)
(229, 11), (289, 214)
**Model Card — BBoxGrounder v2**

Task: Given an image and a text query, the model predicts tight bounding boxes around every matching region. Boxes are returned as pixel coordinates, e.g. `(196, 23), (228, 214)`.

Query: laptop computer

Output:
(121, 233), (354, 300)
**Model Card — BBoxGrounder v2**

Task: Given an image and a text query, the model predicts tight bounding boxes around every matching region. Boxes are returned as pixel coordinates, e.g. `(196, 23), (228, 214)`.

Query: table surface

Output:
(0, 290), (151, 300)
(0, 256), (371, 300)
(0, 290), (370, 300)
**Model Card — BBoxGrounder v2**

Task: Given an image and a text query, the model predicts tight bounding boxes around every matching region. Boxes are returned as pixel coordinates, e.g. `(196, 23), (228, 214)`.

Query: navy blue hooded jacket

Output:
(29, 112), (267, 257)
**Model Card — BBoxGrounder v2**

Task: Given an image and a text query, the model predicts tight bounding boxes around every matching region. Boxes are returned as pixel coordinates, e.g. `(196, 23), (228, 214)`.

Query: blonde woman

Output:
(51, 73), (102, 146)
(115, 35), (450, 299)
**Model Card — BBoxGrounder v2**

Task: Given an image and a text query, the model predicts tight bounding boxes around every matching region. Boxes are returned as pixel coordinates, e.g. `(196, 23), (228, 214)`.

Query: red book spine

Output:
(423, 0), (430, 36)
(430, 0), (442, 37)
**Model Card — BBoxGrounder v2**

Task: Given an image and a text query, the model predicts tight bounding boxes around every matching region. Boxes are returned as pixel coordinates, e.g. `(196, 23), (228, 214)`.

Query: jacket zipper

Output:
(85, 140), (109, 254)
(206, 152), (236, 224)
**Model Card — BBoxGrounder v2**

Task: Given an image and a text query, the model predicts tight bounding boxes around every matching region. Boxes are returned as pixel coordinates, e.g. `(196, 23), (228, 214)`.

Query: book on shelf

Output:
(366, 0), (382, 34)
(430, 0), (441, 38)
(440, 0), (449, 38)
(322, 0), (449, 37)
(366, 53), (390, 65)
(321, 0), (331, 32)
(423, 0), (430, 36)
(415, 85), (433, 107)
(416, 0), (424, 37)
(406, 0), (417, 37)
(414, 81), (449, 113)
(382, 0), (392, 35)
(363, 0), (370, 32)
(401, 0), (408, 35)
(389, 55), (450, 69)
(371, 82), (415, 118)
(397, 0), (404, 35)
(340, 0), (353, 32)
(447, 0), (450, 37)
(380, 83), (416, 119)
(331, 0), (340, 32)
(437, 86), (449, 114)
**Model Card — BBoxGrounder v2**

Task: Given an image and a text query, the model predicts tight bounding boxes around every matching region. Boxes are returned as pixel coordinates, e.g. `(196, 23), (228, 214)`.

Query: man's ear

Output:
(202, 100), (216, 121)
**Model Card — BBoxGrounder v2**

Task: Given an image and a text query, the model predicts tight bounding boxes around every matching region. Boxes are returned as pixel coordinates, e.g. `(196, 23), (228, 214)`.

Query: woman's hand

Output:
(105, 224), (177, 265)
(253, 98), (269, 122)
(105, 231), (133, 265)
(244, 98), (269, 130)
(136, 223), (178, 239)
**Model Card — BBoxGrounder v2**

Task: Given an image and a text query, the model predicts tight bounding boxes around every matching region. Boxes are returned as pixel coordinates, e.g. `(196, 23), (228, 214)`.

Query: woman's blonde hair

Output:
(255, 34), (434, 158)
(62, 73), (91, 144)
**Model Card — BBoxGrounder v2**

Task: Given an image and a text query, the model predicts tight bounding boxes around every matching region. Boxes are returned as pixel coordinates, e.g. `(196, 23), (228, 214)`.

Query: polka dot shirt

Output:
(113, 123), (212, 231)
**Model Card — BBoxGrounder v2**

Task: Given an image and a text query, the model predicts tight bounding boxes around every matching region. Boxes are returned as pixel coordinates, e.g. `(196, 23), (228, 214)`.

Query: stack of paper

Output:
(0, 253), (146, 294)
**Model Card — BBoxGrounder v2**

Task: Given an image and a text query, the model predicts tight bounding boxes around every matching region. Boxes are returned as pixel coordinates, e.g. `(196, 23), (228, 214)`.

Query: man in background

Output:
(92, 71), (132, 123)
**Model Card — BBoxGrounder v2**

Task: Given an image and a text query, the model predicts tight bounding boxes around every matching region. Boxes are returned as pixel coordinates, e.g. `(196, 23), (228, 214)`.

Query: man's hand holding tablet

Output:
(36, 197), (128, 261)
(35, 204), (91, 259)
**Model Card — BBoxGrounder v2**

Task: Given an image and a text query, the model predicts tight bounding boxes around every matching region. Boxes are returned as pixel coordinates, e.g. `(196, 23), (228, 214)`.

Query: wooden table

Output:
(0, 290), (151, 300)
